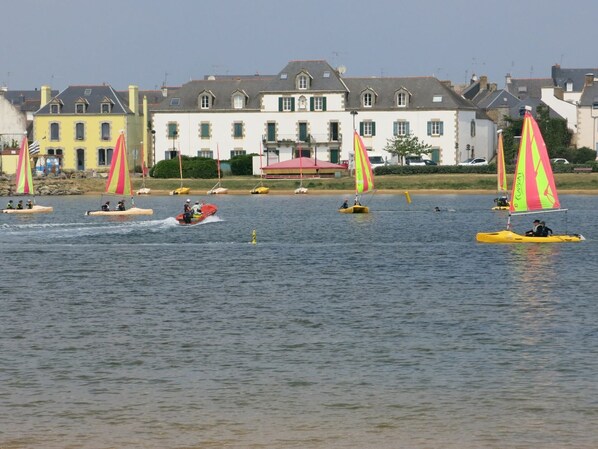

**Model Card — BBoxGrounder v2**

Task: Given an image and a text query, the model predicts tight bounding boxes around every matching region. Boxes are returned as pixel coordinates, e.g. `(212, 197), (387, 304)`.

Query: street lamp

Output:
(151, 129), (156, 166)
(350, 110), (358, 131)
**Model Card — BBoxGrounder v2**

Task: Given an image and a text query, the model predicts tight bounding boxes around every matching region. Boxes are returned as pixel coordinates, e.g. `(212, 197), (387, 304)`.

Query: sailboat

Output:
(86, 132), (153, 216)
(250, 141), (269, 194)
(136, 141), (151, 195)
(476, 109), (583, 243)
(491, 130), (509, 210)
(207, 144), (228, 195)
(339, 130), (374, 213)
(294, 144), (308, 194)
(170, 145), (190, 195)
(2, 136), (53, 214)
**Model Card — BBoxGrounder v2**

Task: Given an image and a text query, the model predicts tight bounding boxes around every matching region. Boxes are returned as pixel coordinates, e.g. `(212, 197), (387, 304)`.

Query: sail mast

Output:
(15, 136), (34, 195)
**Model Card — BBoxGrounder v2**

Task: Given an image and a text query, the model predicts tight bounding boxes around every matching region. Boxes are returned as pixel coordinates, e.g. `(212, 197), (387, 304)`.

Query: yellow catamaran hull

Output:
(476, 230), (584, 244)
(339, 205), (369, 214)
(86, 207), (153, 216)
(250, 186), (269, 194)
(2, 205), (53, 214)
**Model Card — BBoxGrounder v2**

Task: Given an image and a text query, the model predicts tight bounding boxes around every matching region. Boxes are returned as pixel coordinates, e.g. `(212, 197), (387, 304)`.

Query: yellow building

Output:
(34, 85), (150, 173)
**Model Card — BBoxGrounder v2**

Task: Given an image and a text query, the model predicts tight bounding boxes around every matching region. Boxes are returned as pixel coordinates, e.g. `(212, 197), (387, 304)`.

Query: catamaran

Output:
(250, 141), (269, 194)
(207, 144), (228, 195)
(86, 132), (153, 216)
(170, 144), (190, 195)
(2, 137), (53, 214)
(476, 109), (583, 243)
(339, 130), (374, 213)
(492, 130), (509, 210)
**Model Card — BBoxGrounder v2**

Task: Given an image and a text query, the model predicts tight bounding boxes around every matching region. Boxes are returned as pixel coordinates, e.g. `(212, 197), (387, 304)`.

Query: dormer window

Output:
(297, 74), (309, 90)
(233, 94), (244, 109)
(363, 92), (373, 107)
(200, 94), (211, 109)
(50, 104), (60, 114)
(101, 102), (112, 113)
(75, 101), (87, 114)
(566, 80), (573, 92)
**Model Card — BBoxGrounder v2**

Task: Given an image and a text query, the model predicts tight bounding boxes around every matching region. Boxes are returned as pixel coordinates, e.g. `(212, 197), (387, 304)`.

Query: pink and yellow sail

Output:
(15, 137), (34, 194)
(353, 131), (374, 194)
(105, 132), (132, 196)
(497, 131), (508, 193)
(509, 111), (560, 214)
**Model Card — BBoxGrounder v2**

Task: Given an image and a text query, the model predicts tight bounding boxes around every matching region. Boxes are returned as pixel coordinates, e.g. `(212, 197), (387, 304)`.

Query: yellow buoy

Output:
(404, 191), (412, 204)
(251, 229), (257, 245)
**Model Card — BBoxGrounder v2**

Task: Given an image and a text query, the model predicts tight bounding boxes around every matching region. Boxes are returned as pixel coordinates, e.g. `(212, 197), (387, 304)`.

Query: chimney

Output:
(505, 73), (512, 86)
(585, 73), (594, 87)
(128, 85), (139, 114)
(161, 86), (168, 97)
(480, 75), (488, 90)
(40, 85), (51, 107)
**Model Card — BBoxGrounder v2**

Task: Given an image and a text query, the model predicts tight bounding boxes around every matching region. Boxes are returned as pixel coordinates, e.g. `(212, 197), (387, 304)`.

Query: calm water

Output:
(1, 193), (597, 449)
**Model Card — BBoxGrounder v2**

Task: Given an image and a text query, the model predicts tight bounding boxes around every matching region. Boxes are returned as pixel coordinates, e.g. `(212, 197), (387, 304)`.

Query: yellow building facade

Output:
(33, 85), (149, 173)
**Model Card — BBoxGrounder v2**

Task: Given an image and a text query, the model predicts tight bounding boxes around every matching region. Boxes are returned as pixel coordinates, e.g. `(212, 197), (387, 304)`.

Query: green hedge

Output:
(150, 156), (217, 179)
(230, 154), (255, 176)
(375, 164), (498, 175)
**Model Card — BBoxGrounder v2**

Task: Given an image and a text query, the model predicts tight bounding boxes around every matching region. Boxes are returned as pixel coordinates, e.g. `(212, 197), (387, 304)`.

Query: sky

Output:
(2, 0), (598, 91)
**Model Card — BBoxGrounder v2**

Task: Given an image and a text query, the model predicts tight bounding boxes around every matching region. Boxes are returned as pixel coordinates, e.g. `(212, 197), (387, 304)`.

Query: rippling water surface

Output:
(1, 193), (597, 449)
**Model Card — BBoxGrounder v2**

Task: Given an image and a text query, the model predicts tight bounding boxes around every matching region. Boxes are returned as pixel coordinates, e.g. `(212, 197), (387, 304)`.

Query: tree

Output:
(383, 134), (432, 165)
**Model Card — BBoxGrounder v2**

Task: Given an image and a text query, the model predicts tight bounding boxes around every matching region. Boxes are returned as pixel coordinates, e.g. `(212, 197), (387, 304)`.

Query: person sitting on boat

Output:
(191, 201), (202, 215)
(183, 199), (192, 223)
(525, 219), (542, 236)
(26, 199), (33, 209)
(494, 196), (509, 207)
(16, 200), (24, 210)
(101, 201), (110, 211)
(540, 221), (553, 237)
(117, 200), (126, 211)
(354, 196), (361, 206)
(340, 199), (349, 209)
(5, 200), (14, 209)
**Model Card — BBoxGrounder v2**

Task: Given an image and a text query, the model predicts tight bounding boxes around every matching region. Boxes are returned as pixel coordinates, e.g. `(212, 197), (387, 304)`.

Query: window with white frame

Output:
(297, 75), (308, 90)
(397, 92), (407, 107)
(200, 95), (210, 109)
(198, 149), (213, 158)
(427, 120), (444, 136)
(314, 97), (324, 111)
(432, 95), (443, 103)
(363, 121), (373, 136)
(230, 149), (246, 158)
(363, 92), (373, 107)
(282, 97), (293, 111)
(75, 102), (85, 114)
(393, 120), (409, 136)
(233, 94), (244, 109)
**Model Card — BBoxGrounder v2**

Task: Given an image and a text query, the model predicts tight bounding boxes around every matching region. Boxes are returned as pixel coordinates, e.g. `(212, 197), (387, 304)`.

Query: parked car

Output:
(550, 158), (569, 164)
(368, 156), (387, 169)
(408, 159), (437, 166)
(458, 158), (488, 166)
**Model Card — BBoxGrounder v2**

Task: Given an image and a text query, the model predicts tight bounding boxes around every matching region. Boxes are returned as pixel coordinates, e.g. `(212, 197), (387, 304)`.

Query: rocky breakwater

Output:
(0, 174), (84, 196)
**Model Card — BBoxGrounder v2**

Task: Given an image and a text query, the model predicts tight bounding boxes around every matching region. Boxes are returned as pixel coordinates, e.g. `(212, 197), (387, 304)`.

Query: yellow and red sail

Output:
(509, 112), (560, 214)
(105, 132), (132, 196)
(15, 137), (33, 194)
(354, 131), (374, 194)
(497, 132), (508, 193)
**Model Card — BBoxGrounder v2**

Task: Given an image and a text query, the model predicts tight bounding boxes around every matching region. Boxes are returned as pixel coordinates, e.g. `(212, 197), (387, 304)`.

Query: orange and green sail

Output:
(509, 111), (560, 214)
(497, 131), (508, 193)
(15, 137), (34, 194)
(105, 132), (132, 196)
(353, 131), (374, 194)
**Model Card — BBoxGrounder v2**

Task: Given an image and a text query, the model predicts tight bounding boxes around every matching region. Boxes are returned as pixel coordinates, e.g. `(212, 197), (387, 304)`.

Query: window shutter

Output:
(427, 121), (432, 136)
(406, 122), (410, 135)
(393, 122), (398, 136)
(291, 98), (295, 111)
(322, 97), (327, 111)
(310, 97), (314, 111)
(439, 122), (444, 135)
(371, 122), (376, 136)
(359, 122), (364, 136)
(278, 97), (283, 112)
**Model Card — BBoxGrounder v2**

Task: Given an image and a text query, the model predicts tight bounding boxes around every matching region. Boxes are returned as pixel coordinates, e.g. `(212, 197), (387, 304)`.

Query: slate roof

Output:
(2, 89), (58, 112)
(474, 89), (520, 110)
(343, 76), (476, 110)
(37, 85), (131, 114)
(506, 78), (552, 100)
(265, 60), (348, 92)
(578, 82), (598, 107)
(552, 65), (598, 92)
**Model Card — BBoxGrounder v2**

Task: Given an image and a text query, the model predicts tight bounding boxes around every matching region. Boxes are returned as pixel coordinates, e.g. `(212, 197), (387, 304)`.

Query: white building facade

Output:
(151, 60), (495, 174)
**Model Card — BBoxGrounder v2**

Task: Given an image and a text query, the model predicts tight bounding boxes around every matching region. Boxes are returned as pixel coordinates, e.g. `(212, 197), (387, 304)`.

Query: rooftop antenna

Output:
(529, 65), (534, 78)
(162, 71), (168, 87)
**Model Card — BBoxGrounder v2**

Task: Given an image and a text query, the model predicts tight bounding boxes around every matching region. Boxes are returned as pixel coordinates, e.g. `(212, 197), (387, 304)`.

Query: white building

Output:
(151, 60), (495, 173)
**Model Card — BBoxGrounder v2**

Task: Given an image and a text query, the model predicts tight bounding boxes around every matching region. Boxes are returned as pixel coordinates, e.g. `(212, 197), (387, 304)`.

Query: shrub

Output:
(230, 154), (255, 176)
(150, 156), (217, 179)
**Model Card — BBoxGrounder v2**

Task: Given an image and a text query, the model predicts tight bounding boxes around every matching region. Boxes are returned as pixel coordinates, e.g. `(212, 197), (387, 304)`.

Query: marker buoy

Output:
(251, 229), (257, 245)
(404, 191), (412, 204)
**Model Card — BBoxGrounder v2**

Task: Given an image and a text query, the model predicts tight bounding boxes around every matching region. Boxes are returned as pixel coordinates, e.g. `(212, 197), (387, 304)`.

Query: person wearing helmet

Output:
(101, 201), (110, 211)
(183, 199), (192, 223)
(5, 200), (14, 209)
